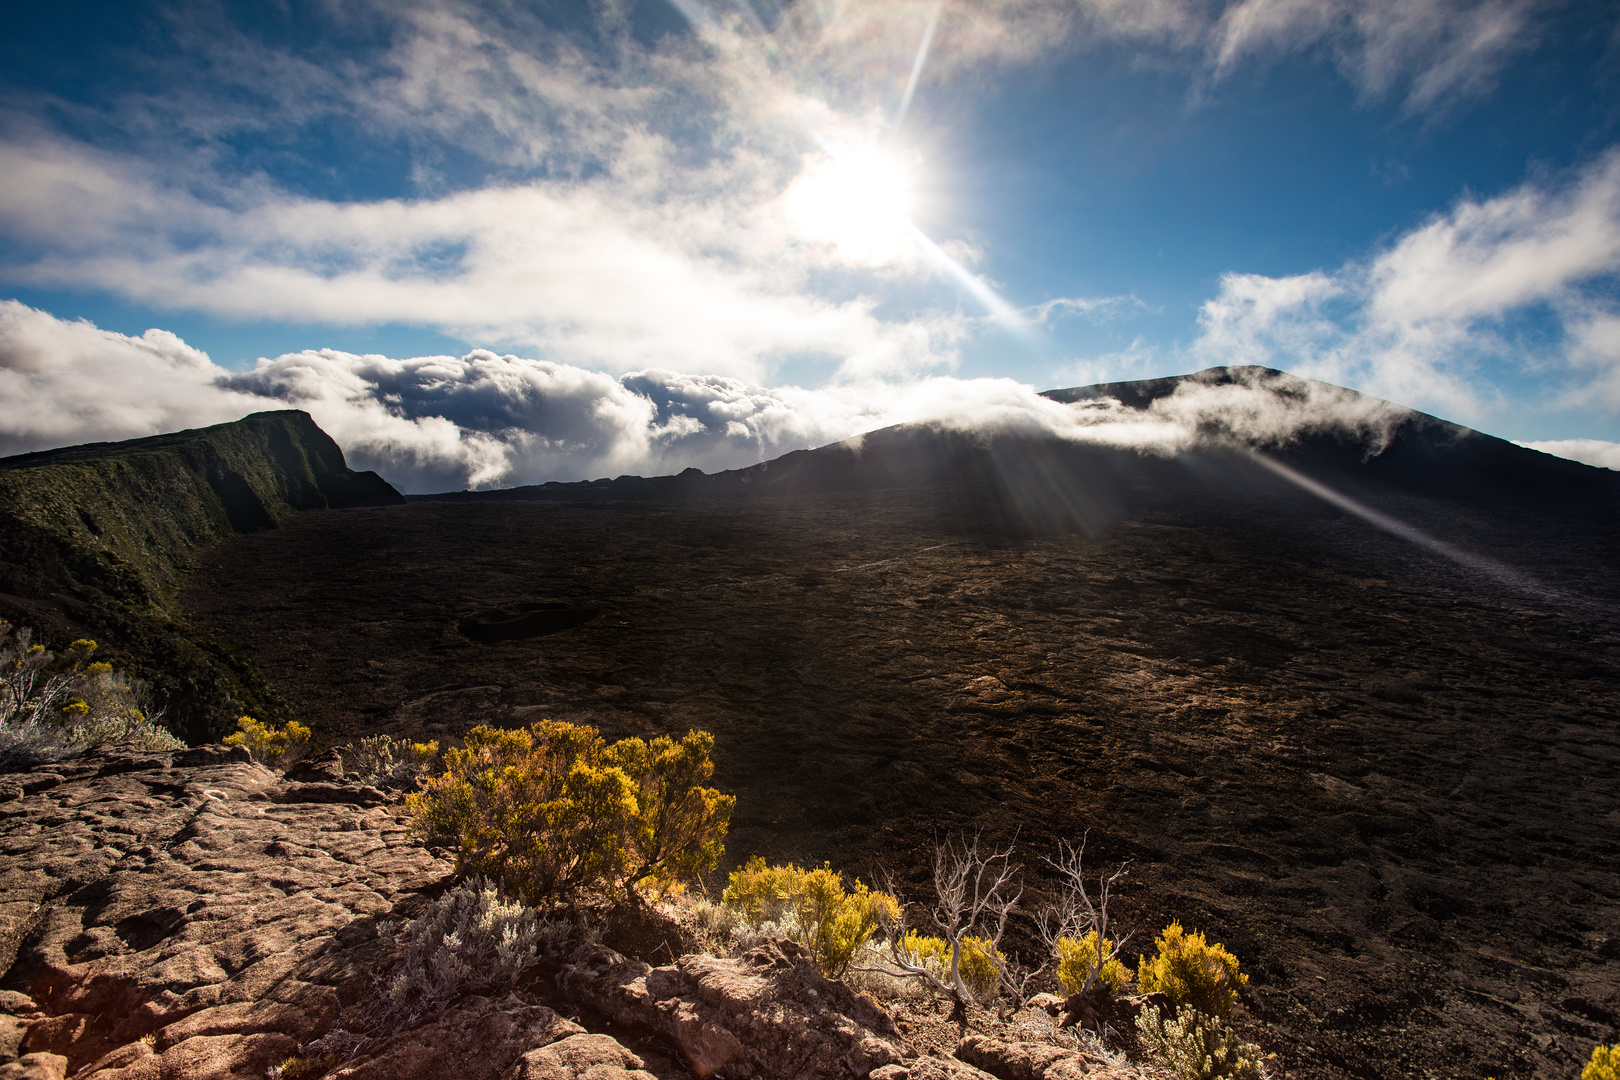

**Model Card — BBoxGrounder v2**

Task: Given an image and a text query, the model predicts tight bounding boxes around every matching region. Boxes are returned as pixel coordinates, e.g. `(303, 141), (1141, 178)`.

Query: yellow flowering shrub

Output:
(722, 857), (900, 977)
(1586, 1044), (1620, 1080)
(1137, 922), (1248, 1019)
(721, 856), (801, 923)
(606, 729), (735, 893)
(408, 721), (733, 904)
(899, 930), (1005, 1001)
(1057, 929), (1131, 996)
(223, 715), (311, 769)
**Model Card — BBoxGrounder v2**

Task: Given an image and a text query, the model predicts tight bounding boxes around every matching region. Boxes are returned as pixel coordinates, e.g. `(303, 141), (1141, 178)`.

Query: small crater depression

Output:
(459, 601), (599, 644)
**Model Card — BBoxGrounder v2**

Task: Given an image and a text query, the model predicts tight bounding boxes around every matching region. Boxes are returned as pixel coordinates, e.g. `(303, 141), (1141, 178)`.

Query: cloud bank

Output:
(1518, 439), (1620, 471)
(2, 300), (1425, 493)
(7, 139), (1620, 490)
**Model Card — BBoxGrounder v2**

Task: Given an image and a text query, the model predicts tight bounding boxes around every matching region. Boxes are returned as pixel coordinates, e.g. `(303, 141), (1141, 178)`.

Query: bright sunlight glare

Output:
(784, 147), (917, 266)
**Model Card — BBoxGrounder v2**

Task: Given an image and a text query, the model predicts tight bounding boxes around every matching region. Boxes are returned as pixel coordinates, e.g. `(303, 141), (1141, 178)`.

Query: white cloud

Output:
(1186, 149), (1620, 427)
(0, 301), (1435, 494)
(0, 300), (265, 456)
(0, 133), (971, 383)
(1208, 0), (1542, 111)
(0, 0), (1557, 383)
(1518, 438), (1620, 471)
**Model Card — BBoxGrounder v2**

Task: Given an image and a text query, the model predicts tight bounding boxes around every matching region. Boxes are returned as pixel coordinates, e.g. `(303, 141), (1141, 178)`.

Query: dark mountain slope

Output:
(0, 410), (402, 738)
(419, 367), (1620, 568)
(1046, 365), (1619, 510)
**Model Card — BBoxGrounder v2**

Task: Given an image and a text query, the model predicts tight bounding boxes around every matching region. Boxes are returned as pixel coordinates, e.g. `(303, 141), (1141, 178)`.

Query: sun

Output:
(784, 146), (918, 265)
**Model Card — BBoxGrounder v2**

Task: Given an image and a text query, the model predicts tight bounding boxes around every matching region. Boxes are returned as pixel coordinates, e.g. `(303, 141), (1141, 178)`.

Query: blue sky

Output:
(2, 0), (1619, 489)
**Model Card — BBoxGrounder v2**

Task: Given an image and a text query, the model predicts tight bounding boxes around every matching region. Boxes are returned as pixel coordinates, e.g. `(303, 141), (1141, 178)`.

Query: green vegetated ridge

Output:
(0, 410), (402, 741)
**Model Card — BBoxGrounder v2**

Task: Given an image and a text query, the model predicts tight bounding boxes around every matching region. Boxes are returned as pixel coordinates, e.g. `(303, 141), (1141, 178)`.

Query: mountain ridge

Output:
(0, 409), (403, 739)
(413, 367), (1620, 528)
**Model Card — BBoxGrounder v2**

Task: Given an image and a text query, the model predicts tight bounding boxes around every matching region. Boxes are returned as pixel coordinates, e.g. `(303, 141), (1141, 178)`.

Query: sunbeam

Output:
(1249, 451), (1551, 598)
(908, 224), (1026, 331)
(894, 0), (943, 134)
(662, 0), (714, 29)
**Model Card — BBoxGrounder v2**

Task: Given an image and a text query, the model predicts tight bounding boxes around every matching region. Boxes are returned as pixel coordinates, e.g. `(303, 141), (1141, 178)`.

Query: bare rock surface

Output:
(870, 1057), (997, 1080)
(0, 744), (481, 1078)
(328, 997), (587, 1080)
(0, 747), (937, 1080)
(953, 1035), (1131, 1080)
(560, 938), (908, 1079)
(509, 1033), (659, 1080)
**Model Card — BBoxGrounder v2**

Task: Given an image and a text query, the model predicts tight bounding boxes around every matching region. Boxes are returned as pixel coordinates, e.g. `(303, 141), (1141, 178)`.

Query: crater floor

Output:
(179, 487), (1620, 1079)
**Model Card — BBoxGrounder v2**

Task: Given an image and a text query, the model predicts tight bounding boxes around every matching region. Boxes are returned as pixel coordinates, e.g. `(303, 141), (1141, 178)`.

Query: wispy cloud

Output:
(0, 0), (1560, 377)
(781, 0), (1543, 112)
(1026, 294), (1149, 326)
(1206, 0), (1543, 112)
(1189, 149), (1620, 427)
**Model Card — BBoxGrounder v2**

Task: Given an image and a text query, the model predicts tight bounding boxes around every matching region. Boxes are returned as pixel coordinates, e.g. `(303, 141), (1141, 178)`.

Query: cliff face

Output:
(0, 411), (403, 740)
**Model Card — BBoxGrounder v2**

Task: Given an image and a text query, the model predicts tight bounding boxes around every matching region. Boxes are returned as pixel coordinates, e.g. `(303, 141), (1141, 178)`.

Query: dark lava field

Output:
(179, 438), (1620, 1080)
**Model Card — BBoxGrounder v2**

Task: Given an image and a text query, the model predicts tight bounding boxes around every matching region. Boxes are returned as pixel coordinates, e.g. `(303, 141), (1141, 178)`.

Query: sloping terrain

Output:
(178, 372), (1620, 1079)
(0, 410), (402, 739)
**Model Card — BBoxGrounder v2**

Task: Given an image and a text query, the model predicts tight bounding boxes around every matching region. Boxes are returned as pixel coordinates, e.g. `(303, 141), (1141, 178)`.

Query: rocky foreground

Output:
(0, 746), (1132, 1080)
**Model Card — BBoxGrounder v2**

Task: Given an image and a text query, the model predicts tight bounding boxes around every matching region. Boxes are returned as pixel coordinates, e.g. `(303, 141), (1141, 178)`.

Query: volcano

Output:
(161, 367), (1620, 1078)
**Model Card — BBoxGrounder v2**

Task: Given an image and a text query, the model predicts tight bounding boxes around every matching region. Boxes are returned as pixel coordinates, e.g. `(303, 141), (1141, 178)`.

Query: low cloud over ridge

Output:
(2, 300), (1445, 493)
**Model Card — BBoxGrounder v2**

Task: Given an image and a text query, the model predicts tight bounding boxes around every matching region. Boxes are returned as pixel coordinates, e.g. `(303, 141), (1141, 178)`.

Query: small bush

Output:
(1137, 922), (1247, 1019)
(609, 729), (735, 893)
(408, 721), (733, 904)
(224, 715), (311, 769)
(793, 865), (902, 978)
(683, 895), (745, 953)
(721, 857), (900, 978)
(1057, 929), (1131, 996)
(301, 1030), (369, 1060)
(841, 937), (934, 1002)
(338, 735), (440, 790)
(721, 857), (801, 923)
(1136, 1003), (1267, 1080)
(270, 1054), (343, 1080)
(0, 623), (182, 766)
(376, 875), (561, 1032)
(896, 930), (1004, 1001)
(1587, 1044), (1620, 1080)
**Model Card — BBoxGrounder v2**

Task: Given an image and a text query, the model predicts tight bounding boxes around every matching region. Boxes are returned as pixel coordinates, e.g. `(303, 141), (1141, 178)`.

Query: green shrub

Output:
(721, 856), (801, 923)
(224, 715), (311, 769)
(721, 857), (900, 977)
(1137, 921), (1247, 1019)
(1056, 929), (1131, 996)
(408, 721), (733, 904)
(1136, 1003), (1267, 1080)
(898, 930), (1004, 1001)
(1587, 1044), (1620, 1080)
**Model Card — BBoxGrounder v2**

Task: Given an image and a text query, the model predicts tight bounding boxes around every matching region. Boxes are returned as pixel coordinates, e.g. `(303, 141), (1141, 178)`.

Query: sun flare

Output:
(784, 147), (917, 265)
